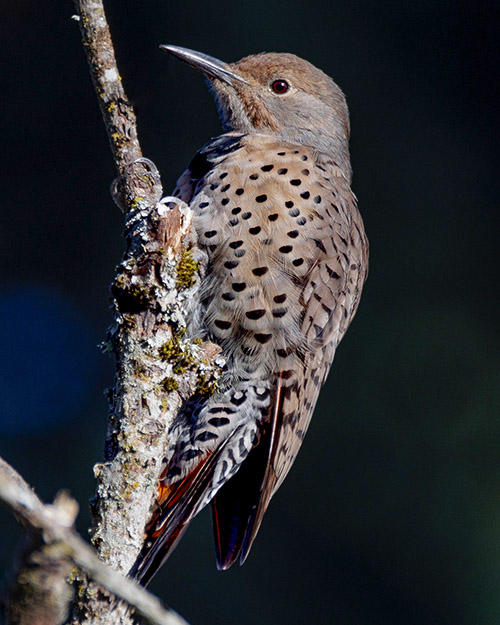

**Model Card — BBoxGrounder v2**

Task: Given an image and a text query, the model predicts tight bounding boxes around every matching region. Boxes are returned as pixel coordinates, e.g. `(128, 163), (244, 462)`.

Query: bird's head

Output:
(161, 46), (351, 175)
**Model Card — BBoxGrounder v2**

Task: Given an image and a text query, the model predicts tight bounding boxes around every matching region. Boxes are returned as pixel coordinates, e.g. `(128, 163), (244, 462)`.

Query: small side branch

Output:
(0, 457), (188, 625)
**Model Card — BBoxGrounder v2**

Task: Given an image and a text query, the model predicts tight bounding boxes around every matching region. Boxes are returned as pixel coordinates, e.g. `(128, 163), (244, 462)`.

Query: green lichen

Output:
(161, 377), (179, 392)
(159, 334), (195, 374)
(196, 373), (218, 397)
(159, 336), (184, 360)
(176, 247), (199, 290)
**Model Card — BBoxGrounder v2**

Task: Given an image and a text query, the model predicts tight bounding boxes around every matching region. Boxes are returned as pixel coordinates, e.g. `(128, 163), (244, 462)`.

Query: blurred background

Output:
(1, 1), (499, 623)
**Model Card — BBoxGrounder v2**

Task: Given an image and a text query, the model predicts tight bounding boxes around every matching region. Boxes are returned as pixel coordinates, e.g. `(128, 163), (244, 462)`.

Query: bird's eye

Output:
(271, 79), (289, 94)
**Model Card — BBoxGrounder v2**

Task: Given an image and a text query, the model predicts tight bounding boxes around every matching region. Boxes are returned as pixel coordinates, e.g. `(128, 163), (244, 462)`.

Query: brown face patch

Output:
(234, 84), (281, 131)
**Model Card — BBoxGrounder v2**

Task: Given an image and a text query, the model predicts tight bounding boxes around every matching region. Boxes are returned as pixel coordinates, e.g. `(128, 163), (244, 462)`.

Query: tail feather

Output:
(130, 451), (216, 585)
(211, 386), (285, 569)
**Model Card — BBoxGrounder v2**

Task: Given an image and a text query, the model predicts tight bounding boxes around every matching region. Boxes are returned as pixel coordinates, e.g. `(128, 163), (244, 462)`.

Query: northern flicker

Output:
(131, 46), (368, 583)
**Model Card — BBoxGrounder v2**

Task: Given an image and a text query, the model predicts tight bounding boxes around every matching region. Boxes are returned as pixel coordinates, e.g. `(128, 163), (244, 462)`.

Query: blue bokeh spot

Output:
(0, 285), (101, 434)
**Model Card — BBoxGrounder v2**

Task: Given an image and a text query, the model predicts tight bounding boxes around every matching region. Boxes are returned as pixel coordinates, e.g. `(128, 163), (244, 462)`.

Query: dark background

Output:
(1, 1), (499, 624)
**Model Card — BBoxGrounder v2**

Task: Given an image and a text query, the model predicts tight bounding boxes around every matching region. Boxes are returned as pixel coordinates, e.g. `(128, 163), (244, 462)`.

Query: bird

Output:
(131, 45), (368, 585)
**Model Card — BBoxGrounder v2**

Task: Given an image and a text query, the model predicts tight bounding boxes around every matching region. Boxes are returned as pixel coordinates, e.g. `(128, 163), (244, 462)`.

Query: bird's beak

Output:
(160, 45), (249, 87)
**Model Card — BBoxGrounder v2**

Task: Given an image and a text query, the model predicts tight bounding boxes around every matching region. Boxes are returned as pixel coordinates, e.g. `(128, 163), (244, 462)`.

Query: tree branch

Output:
(0, 456), (189, 625)
(69, 1), (221, 624)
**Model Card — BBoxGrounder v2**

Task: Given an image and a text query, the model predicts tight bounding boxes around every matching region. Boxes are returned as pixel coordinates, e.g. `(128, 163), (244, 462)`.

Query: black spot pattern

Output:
(252, 267), (269, 276)
(246, 309), (266, 320)
(214, 319), (232, 330)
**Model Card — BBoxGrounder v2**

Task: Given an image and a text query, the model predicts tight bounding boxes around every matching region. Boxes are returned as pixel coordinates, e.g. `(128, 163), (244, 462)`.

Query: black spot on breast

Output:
(289, 208), (300, 217)
(296, 216), (307, 225)
(314, 195), (322, 203)
(229, 240), (243, 249)
(268, 213), (279, 221)
(229, 218), (239, 226)
(272, 308), (288, 318)
(287, 230), (299, 238)
(278, 168), (288, 175)
(196, 431), (218, 442)
(246, 309), (266, 320)
(279, 245), (293, 254)
(224, 260), (239, 270)
(220, 172), (228, 179)
(261, 164), (274, 171)
(249, 226), (261, 235)
(222, 292), (235, 301)
(181, 449), (201, 461)
(214, 319), (232, 330)
(300, 191), (310, 199)
(292, 258), (304, 267)
(204, 230), (217, 238)
(242, 212), (252, 220)
(255, 388), (271, 400)
(234, 249), (246, 258)
(221, 198), (229, 206)
(277, 151), (286, 156)
(199, 202), (209, 208)
(221, 183), (230, 192)
(231, 393), (246, 406)
(285, 201), (294, 208)
(232, 282), (246, 292)
(254, 333), (273, 343)
(231, 207), (241, 215)
(274, 294), (287, 303)
(249, 173), (259, 180)
(290, 179), (302, 186)
(235, 188), (244, 195)
(256, 194), (267, 203)
(252, 267), (269, 276)
(208, 416), (230, 427)
(210, 183), (219, 190)
(301, 169), (310, 176)
(301, 155), (308, 161)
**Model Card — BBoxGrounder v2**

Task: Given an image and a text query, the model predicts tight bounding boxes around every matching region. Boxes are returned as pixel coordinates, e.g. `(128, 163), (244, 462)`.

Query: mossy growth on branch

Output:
(176, 247), (199, 290)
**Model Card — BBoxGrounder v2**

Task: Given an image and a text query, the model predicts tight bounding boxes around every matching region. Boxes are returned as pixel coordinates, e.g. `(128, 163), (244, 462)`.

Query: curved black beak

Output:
(160, 45), (248, 86)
